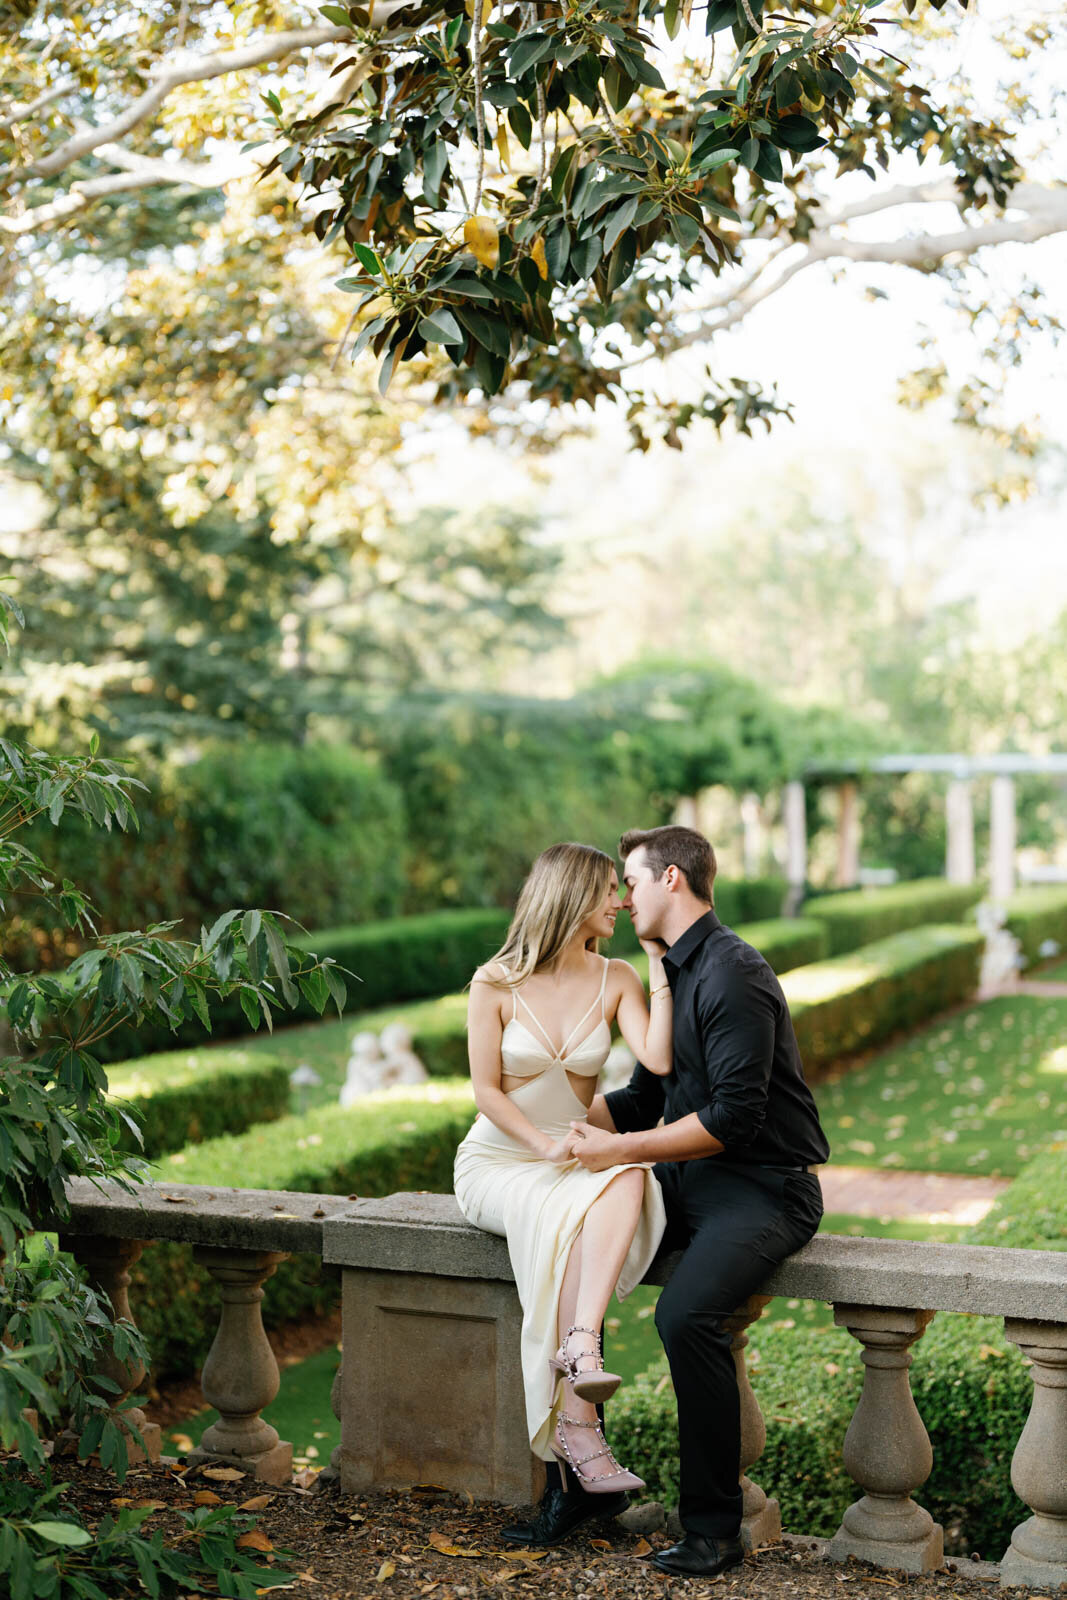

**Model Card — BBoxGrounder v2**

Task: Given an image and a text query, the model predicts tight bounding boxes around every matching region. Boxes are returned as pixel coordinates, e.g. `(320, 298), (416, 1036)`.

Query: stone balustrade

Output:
(47, 1179), (1067, 1590)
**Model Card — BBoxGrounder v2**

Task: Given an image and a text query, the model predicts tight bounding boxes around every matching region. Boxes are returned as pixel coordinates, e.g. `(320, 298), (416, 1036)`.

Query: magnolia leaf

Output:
(463, 216), (501, 270)
(496, 121), (510, 169)
(319, 5), (352, 23)
(376, 1559), (396, 1581)
(418, 310), (465, 346)
(530, 236), (549, 280)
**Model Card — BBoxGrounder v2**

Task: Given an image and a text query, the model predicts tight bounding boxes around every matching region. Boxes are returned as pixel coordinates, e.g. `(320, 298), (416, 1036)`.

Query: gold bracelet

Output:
(650, 985), (670, 997)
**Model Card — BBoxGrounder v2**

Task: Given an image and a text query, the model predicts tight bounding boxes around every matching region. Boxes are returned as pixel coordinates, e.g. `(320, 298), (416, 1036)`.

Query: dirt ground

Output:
(36, 1456), (1052, 1600)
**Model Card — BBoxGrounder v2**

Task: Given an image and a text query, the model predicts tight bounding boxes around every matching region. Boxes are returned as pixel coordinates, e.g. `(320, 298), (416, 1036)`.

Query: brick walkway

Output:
(819, 1165), (1010, 1225)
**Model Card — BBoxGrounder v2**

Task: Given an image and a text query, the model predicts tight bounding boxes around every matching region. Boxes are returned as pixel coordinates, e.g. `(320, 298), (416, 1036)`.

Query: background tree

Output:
(2, 0), (1061, 459)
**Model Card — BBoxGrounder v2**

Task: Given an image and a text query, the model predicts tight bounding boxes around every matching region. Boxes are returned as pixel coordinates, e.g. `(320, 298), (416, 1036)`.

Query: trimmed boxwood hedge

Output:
(784, 924), (983, 1074)
(803, 879), (984, 957)
(1000, 885), (1067, 970)
(107, 1048), (291, 1160)
(130, 1081), (476, 1380)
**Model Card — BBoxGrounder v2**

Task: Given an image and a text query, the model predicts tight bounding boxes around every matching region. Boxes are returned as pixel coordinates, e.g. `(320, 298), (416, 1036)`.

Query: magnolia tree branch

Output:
(0, 82), (75, 133)
(11, 25), (352, 182)
(643, 181), (1067, 358)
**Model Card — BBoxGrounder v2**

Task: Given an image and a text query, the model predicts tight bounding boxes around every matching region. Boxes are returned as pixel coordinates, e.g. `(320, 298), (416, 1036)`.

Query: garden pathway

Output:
(818, 1165), (1010, 1225)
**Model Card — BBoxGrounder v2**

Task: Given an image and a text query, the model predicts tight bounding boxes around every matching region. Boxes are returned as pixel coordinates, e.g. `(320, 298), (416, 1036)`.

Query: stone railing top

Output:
(321, 1193), (1067, 1323)
(52, 1181), (1067, 1323)
(52, 1179), (353, 1254)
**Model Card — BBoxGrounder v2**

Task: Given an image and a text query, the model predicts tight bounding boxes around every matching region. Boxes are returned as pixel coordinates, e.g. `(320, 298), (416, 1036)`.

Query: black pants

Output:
(651, 1159), (823, 1538)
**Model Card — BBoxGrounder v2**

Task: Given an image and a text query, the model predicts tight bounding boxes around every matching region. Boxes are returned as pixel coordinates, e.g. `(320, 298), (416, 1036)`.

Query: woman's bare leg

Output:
(555, 1169), (645, 1484)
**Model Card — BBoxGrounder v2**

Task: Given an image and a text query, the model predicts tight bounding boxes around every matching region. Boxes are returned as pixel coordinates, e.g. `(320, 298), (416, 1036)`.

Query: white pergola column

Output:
(676, 795), (699, 829)
(740, 792), (763, 879)
(945, 778), (976, 884)
(990, 776), (1017, 904)
(784, 781), (807, 912)
(835, 781), (861, 889)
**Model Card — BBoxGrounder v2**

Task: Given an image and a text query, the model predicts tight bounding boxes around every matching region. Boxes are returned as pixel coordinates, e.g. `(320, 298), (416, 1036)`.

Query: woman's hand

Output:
(542, 1132), (578, 1165)
(639, 936), (668, 960)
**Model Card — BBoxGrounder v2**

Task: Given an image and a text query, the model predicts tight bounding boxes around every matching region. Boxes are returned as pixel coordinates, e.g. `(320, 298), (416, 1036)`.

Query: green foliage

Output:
(817, 994), (1067, 1176)
(617, 1313), (1031, 1557)
(785, 924), (984, 1075)
(730, 916), (827, 971)
(1001, 885), (1067, 970)
(106, 1049), (291, 1160)
(179, 743), (407, 932)
(133, 1081), (476, 1379)
(714, 877), (787, 924)
(297, 908), (512, 1011)
(0, 1463), (292, 1600)
(803, 878), (984, 957)
(264, 0), (989, 404)
(967, 1147), (1067, 1250)
(0, 1242), (150, 1484)
(0, 687), (345, 1554)
(364, 689), (670, 910)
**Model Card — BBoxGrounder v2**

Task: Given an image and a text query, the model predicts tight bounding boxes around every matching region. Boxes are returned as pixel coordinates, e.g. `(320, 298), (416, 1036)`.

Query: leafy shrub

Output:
(8, 759), (185, 972)
(784, 925), (983, 1073)
(732, 917), (828, 973)
(180, 742), (408, 931)
(129, 1081), (476, 1379)
(1000, 885), (1067, 970)
(803, 879), (984, 957)
(715, 877), (787, 925)
(94, 906), (512, 1061)
(106, 1048), (291, 1159)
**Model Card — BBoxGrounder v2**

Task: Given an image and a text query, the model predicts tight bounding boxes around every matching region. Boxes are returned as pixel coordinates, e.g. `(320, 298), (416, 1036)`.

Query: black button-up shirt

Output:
(605, 911), (830, 1168)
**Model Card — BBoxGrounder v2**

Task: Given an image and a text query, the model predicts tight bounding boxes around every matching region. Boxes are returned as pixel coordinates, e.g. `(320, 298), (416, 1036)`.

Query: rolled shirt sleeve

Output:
(604, 1061), (666, 1134)
(694, 965), (776, 1151)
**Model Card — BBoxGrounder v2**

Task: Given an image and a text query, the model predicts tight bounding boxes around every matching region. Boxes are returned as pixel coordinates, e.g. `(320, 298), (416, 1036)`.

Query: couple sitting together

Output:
(454, 825), (830, 1579)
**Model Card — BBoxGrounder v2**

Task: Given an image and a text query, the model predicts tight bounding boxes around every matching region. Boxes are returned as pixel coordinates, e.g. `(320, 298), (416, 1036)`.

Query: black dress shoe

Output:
(500, 1478), (630, 1546)
(651, 1531), (744, 1577)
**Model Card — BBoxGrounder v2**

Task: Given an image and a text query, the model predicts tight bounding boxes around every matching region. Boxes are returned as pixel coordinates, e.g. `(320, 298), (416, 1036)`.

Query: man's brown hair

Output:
(619, 825), (717, 903)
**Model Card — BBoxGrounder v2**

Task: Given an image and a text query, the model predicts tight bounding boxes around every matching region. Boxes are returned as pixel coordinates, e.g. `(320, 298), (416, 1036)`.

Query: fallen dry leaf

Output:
(427, 1529), (484, 1557)
(202, 1466), (245, 1481)
(161, 1194), (189, 1203)
(590, 1538), (611, 1551)
(110, 1498), (134, 1507)
(492, 1570), (522, 1583)
(292, 1466), (321, 1489)
(376, 1559), (396, 1581)
(194, 1490), (223, 1506)
(237, 1529), (274, 1552)
(485, 1548), (547, 1562)
(131, 1500), (167, 1512)
(312, 1208), (326, 1218)
(633, 1536), (653, 1556)
(239, 1494), (274, 1512)
(411, 1483), (449, 1495)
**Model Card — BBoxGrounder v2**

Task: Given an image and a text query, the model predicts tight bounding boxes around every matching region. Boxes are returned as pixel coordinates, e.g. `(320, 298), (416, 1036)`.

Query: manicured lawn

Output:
(815, 994), (1067, 1177)
(1034, 956), (1067, 984)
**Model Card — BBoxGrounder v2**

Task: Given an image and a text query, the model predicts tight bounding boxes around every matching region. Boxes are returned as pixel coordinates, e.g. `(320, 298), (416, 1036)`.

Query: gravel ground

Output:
(32, 1457), (1046, 1600)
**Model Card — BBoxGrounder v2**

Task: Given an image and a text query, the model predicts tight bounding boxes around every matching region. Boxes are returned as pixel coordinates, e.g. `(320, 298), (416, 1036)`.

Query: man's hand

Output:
(638, 936), (669, 960)
(542, 1132), (578, 1165)
(569, 1120), (625, 1172)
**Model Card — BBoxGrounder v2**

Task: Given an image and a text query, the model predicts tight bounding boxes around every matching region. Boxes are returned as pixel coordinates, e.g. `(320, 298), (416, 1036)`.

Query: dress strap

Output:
(512, 985), (518, 1021)
(599, 955), (609, 1019)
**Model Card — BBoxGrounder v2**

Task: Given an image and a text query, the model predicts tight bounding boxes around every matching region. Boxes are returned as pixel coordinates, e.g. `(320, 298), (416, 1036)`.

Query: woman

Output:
(454, 842), (671, 1493)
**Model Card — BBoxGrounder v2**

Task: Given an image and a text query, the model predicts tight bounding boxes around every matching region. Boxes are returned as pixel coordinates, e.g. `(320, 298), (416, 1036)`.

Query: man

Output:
(501, 825), (829, 1576)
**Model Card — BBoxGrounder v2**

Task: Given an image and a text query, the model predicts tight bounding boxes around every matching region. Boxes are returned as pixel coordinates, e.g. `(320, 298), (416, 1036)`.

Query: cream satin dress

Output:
(454, 956), (667, 1461)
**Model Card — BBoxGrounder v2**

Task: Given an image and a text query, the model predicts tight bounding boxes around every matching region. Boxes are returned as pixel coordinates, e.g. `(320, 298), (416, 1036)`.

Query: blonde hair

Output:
(483, 842), (616, 989)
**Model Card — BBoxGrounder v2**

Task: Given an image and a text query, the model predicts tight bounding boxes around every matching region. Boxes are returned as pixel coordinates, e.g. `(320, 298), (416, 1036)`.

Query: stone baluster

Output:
(828, 1305), (943, 1573)
(186, 1246), (292, 1484)
(722, 1293), (780, 1551)
(999, 1319), (1067, 1589)
(59, 1233), (162, 1465)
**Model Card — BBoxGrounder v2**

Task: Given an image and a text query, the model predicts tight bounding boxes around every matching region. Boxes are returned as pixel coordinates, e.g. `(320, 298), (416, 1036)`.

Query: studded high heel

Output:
(549, 1325), (622, 1403)
(551, 1412), (645, 1495)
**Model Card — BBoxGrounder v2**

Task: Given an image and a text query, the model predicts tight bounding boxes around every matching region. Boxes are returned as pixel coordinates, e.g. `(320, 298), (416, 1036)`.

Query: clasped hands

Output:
(542, 1121), (622, 1172)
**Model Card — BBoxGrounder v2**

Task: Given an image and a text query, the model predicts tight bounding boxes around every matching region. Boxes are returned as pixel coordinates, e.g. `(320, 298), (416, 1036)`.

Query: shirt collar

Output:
(663, 908), (721, 972)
